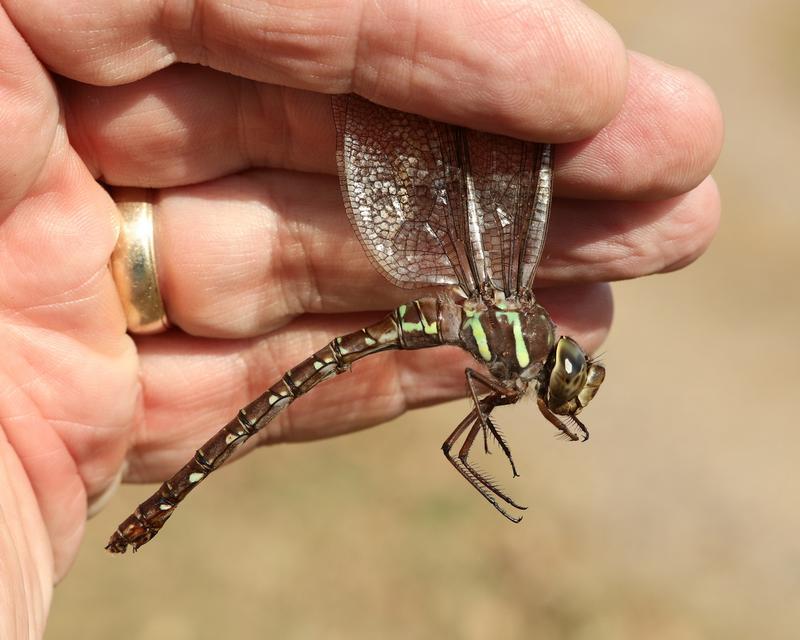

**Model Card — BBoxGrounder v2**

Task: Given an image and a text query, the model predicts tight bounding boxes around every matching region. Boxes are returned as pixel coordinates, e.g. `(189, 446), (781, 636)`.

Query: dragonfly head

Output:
(544, 336), (605, 416)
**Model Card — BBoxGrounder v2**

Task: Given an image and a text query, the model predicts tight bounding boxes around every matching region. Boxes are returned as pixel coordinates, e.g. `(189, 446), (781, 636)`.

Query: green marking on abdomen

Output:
(398, 304), (422, 333)
(398, 302), (438, 335)
(415, 301), (438, 335)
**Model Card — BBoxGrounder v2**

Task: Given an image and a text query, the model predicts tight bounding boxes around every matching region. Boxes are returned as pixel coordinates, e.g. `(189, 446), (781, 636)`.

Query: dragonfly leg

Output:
(441, 397), (525, 522)
(536, 396), (585, 441)
(465, 368), (519, 398)
(571, 415), (590, 442)
(463, 375), (489, 455)
(456, 419), (527, 511)
(483, 416), (520, 477)
(441, 406), (479, 460)
(465, 369), (520, 473)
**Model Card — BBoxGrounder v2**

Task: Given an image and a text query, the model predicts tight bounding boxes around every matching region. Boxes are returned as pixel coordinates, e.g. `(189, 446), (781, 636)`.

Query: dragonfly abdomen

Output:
(106, 296), (453, 552)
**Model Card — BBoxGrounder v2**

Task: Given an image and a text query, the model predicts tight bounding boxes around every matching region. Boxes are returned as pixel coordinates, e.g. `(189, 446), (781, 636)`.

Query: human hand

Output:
(0, 0), (721, 636)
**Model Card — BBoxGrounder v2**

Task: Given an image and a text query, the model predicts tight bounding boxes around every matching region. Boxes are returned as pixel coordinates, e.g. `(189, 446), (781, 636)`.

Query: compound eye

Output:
(557, 337), (586, 379)
(549, 337), (588, 403)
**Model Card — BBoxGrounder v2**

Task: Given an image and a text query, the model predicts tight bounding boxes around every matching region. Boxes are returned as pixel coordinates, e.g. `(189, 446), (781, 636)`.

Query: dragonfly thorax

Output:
(459, 298), (556, 389)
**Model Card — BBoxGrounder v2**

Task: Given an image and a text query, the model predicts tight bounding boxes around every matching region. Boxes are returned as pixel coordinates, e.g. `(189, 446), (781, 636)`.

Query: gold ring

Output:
(110, 188), (169, 334)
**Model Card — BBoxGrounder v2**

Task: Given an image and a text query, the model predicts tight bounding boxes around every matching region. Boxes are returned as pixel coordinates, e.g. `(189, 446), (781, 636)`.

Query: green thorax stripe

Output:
(497, 310), (530, 368)
(463, 309), (492, 362)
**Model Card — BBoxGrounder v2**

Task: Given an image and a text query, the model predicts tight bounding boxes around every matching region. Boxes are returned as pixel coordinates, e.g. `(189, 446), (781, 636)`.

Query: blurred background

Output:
(46, 1), (800, 638)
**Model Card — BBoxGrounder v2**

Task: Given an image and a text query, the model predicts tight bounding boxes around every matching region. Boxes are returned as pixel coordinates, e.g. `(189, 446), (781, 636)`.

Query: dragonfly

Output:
(106, 94), (605, 553)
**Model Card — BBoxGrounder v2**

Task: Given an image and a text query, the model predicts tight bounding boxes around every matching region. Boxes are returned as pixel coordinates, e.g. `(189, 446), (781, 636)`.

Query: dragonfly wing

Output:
(333, 94), (481, 294)
(466, 132), (553, 297)
(517, 143), (553, 294)
(333, 94), (553, 297)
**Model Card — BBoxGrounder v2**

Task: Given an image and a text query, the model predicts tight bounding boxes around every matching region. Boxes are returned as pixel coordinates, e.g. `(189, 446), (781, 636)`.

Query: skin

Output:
(0, 0), (722, 636)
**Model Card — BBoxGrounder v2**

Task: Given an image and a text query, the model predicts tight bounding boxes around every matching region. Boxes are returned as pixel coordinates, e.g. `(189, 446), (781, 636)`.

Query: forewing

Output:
(333, 95), (479, 293)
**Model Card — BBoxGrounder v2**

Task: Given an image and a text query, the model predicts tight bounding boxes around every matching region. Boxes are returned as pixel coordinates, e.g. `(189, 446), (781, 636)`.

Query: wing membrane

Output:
(333, 94), (476, 292)
(333, 94), (553, 297)
(467, 133), (552, 294)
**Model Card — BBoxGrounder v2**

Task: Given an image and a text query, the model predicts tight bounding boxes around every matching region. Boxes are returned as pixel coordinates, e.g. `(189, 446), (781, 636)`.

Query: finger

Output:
(558, 52), (724, 200)
(0, 3), (133, 579)
(125, 282), (611, 480)
(63, 52), (721, 200)
(149, 169), (717, 338)
(545, 176), (721, 283)
(0, 2), (58, 209)
(13, 0), (627, 140)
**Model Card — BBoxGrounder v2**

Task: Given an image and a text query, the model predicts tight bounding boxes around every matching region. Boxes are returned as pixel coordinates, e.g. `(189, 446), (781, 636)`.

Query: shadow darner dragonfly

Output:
(106, 94), (605, 553)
